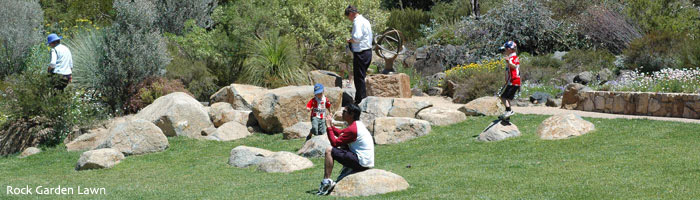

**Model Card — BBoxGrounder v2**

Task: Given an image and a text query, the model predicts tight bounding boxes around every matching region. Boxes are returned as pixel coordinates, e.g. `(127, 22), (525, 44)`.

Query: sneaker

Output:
(316, 179), (336, 195)
(503, 110), (515, 118)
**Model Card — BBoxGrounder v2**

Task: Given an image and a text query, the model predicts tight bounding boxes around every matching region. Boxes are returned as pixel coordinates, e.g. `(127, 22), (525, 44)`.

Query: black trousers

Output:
(353, 49), (372, 104)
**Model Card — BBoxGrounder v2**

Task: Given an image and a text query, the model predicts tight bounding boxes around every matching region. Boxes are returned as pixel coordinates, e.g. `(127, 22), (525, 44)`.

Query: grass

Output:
(2, 114), (700, 199)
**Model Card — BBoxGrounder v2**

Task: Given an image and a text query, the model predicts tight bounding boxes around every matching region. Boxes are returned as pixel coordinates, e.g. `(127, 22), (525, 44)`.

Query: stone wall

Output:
(570, 91), (700, 119)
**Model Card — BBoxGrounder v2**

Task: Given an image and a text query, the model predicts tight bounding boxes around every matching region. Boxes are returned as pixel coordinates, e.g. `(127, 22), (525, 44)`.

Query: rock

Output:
(443, 80), (457, 97)
(342, 87), (356, 107)
(75, 148), (125, 171)
(209, 102), (256, 127)
(365, 73), (412, 98)
(552, 51), (568, 61)
(411, 87), (425, 96)
(209, 84), (268, 111)
(546, 98), (562, 107)
(358, 97), (394, 129)
(135, 92), (214, 138)
(309, 70), (342, 88)
(206, 121), (252, 141)
(0, 117), (53, 156)
(529, 92), (551, 104)
(297, 136), (331, 158)
(331, 169), (409, 197)
(426, 87), (443, 96)
(283, 122), (312, 140)
(257, 151), (314, 173)
(252, 85), (342, 133)
(561, 83), (592, 109)
(478, 121), (520, 142)
(416, 107), (467, 126)
(597, 68), (613, 82)
(387, 98), (432, 118)
(372, 117), (431, 144)
(95, 119), (169, 156)
(574, 71), (593, 85)
(18, 147), (41, 158)
(537, 114), (595, 140)
(65, 117), (133, 152)
(458, 96), (505, 116)
(201, 126), (217, 136)
(228, 146), (275, 168)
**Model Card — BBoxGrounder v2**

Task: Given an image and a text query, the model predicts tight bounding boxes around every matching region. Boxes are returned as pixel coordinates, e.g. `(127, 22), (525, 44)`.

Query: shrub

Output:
(0, 0), (43, 78)
(623, 31), (699, 73)
(151, 0), (217, 35)
(429, 0), (471, 24)
(126, 77), (191, 113)
(625, 0), (700, 37)
(455, 0), (581, 57)
(597, 68), (700, 93)
(90, 0), (171, 114)
(239, 33), (308, 88)
(562, 49), (616, 73)
(40, 0), (114, 28)
(445, 59), (504, 103)
(67, 29), (106, 89)
(519, 81), (565, 99)
(386, 8), (431, 42)
(577, 6), (642, 54)
(164, 37), (219, 101)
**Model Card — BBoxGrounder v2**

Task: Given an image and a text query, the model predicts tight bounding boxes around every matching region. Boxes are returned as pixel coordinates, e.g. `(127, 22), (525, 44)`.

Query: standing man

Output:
(46, 33), (73, 91)
(498, 41), (520, 118)
(345, 5), (373, 104)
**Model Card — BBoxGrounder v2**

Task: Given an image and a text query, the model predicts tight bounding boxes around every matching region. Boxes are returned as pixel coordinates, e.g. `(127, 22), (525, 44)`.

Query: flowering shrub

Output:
(445, 59), (503, 77)
(519, 81), (565, 99)
(446, 59), (505, 103)
(598, 68), (700, 93)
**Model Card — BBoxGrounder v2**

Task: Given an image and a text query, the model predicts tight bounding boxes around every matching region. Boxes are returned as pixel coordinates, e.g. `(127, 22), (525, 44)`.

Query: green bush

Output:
(0, 0), (43, 78)
(164, 37), (219, 101)
(151, 0), (217, 35)
(625, 0), (700, 37)
(623, 31), (699, 73)
(562, 49), (616, 73)
(126, 77), (191, 113)
(239, 33), (309, 88)
(577, 6), (642, 54)
(40, 0), (114, 28)
(445, 59), (504, 103)
(387, 8), (431, 42)
(520, 54), (561, 84)
(89, 0), (171, 114)
(67, 29), (106, 89)
(429, 0), (471, 24)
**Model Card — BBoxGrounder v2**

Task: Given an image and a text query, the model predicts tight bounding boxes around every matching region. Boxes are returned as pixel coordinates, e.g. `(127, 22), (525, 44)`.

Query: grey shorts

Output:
(310, 117), (327, 135)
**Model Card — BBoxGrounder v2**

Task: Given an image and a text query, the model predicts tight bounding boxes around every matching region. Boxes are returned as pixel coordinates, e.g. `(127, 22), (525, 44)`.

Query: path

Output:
(413, 96), (700, 124)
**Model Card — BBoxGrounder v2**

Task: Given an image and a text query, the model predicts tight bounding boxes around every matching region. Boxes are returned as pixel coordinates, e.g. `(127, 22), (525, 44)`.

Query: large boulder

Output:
(283, 122), (312, 140)
(228, 146), (274, 168)
(365, 73), (412, 98)
(372, 117), (431, 144)
(252, 85), (342, 133)
(205, 121), (252, 141)
(574, 71), (594, 85)
(18, 147), (41, 158)
(416, 107), (467, 126)
(309, 70), (342, 88)
(209, 84), (268, 111)
(208, 102), (256, 127)
(358, 97), (394, 128)
(387, 98), (432, 118)
(95, 119), (169, 156)
(257, 151), (314, 173)
(537, 114), (595, 140)
(297, 136), (331, 158)
(75, 148), (125, 171)
(459, 96), (505, 116)
(66, 116), (133, 152)
(135, 92), (213, 138)
(331, 169), (409, 197)
(478, 121), (521, 142)
(561, 83), (592, 110)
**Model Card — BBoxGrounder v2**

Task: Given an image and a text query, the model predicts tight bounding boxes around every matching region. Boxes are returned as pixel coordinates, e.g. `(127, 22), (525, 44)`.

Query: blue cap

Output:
(47, 34), (62, 45)
(499, 41), (517, 51)
(314, 83), (324, 95)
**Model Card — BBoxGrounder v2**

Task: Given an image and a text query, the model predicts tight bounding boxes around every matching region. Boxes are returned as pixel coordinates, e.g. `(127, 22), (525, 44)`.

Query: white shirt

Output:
(349, 121), (375, 168)
(50, 44), (73, 75)
(350, 15), (373, 52)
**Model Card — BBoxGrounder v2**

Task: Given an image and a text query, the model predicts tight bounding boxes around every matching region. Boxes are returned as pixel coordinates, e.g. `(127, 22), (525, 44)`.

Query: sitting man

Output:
(316, 104), (374, 195)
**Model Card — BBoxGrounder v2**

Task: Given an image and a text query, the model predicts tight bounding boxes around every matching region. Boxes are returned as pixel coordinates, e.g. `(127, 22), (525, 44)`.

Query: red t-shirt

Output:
(306, 96), (331, 119)
(506, 53), (521, 86)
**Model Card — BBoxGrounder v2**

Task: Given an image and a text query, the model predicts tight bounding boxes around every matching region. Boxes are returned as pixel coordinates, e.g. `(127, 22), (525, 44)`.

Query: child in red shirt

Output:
(306, 84), (332, 139)
(498, 41), (520, 118)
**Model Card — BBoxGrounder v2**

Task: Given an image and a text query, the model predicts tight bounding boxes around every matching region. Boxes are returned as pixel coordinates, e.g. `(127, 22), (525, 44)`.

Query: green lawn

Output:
(1, 114), (699, 199)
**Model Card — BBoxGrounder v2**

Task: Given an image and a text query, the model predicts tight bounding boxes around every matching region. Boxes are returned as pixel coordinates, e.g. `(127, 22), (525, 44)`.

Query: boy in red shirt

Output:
(499, 41), (520, 118)
(306, 84), (332, 139)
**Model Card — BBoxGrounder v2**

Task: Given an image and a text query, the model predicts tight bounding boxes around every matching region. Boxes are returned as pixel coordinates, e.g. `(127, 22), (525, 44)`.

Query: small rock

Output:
(206, 121), (252, 141)
(416, 107), (467, 126)
(18, 147), (41, 158)
(283, 122), (312, 140)
(372, 117), (431, 144)
(459, 96), (505, 116)
(297, 136), (331, 158)
(228, 146), (275, 168)
(411, 87), (425, 97)
(257, 151), (314, 173)
(75, 148), (124, 171)
(537, 114), (595, 140)
(529, 92), (551, 104)
(426, 87), (443, 96)
(546, 98), (562, 107)
(478, 121), (521, 142)
(574, 71), (593, 85)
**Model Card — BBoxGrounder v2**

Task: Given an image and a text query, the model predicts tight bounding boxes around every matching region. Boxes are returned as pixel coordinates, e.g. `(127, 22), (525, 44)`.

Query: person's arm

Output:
(306, 99), (313, 111)
(350, 20), (362, 43)
(48, 49), (57, 72)
(326, 123), (358, 147)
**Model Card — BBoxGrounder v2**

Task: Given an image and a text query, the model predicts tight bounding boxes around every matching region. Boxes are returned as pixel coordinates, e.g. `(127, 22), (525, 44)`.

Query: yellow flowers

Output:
(445, 59), (504, 77)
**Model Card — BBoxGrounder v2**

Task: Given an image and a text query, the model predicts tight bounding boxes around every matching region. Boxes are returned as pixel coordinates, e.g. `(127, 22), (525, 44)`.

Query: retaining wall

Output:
(570, 91), (700, 119)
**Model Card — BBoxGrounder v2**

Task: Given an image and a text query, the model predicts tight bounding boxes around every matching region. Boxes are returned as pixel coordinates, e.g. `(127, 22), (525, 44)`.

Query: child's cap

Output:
(499, 41), (517, 51)
(314, 83), (324, 94)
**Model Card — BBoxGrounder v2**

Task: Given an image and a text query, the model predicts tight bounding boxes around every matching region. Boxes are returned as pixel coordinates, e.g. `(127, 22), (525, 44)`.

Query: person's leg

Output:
(353, 52), (366, 104)
(318, 118), (327, 135)
(323, 146), (334, 179)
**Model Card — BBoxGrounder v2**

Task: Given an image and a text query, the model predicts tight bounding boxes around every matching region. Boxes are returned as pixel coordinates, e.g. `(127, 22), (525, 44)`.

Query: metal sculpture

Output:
(374, 28), (405, 74)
